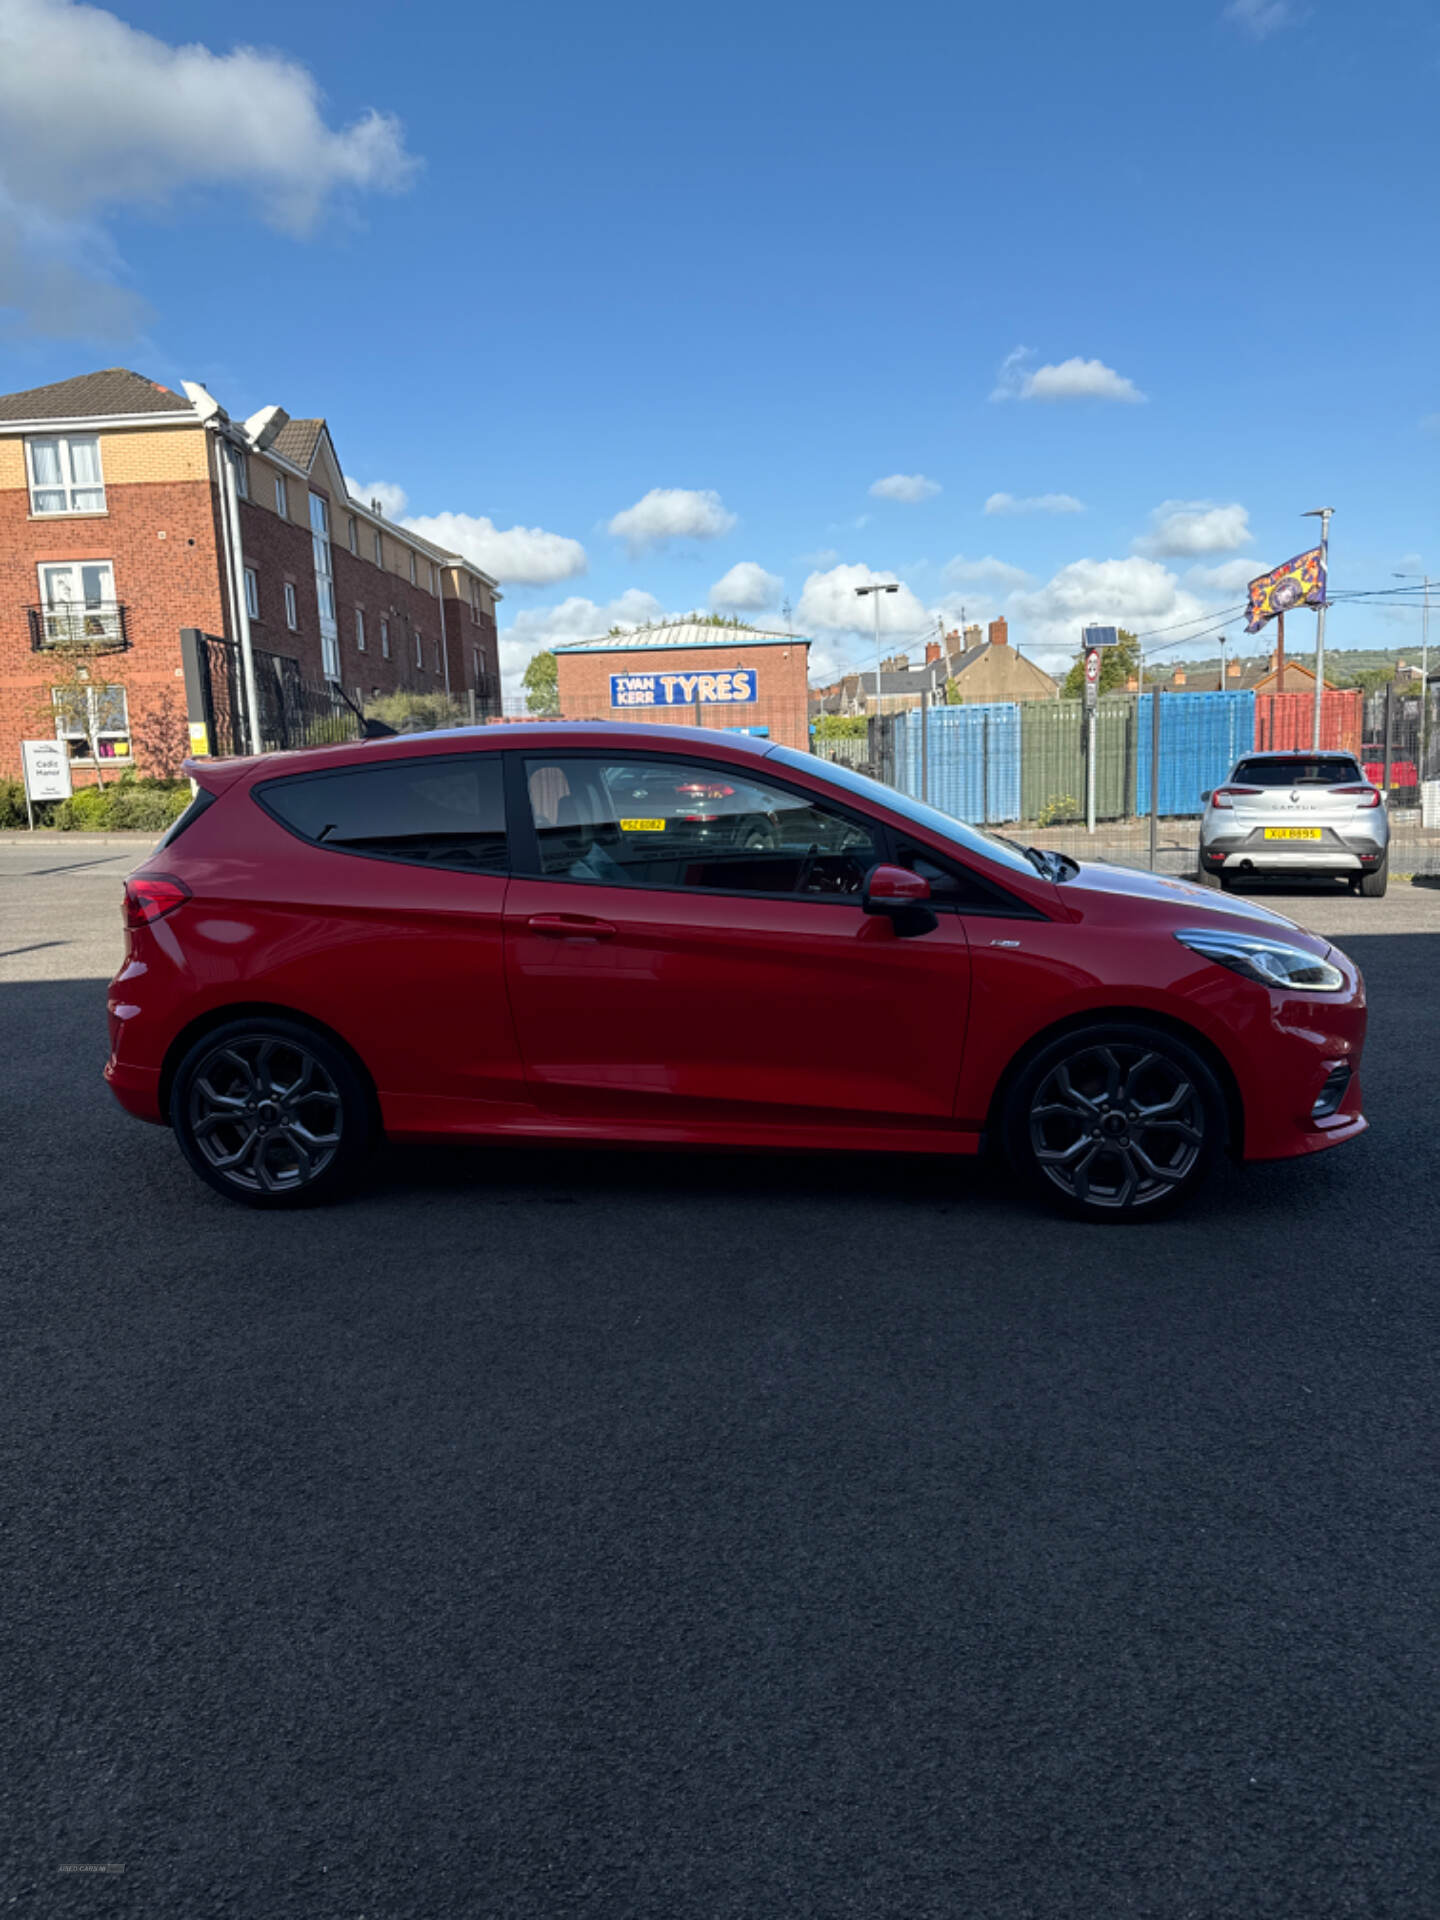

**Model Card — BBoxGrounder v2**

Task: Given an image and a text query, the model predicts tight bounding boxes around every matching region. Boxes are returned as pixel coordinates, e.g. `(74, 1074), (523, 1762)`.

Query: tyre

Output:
(170, 1016), (375, 1208)
(1002, 1023), (1225, 1222)
(1359, 857), (1388, 898)
(1218, 870), (1238, 892)
(1196, 863), (1222, 889)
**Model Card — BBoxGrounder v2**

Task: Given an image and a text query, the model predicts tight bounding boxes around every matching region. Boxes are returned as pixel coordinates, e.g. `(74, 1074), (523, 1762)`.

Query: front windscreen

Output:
(766, 745), (1039, 877)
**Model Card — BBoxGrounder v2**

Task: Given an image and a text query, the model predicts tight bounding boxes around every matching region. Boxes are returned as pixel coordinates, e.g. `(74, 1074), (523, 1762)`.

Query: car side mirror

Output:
(863, 863), (938, 937)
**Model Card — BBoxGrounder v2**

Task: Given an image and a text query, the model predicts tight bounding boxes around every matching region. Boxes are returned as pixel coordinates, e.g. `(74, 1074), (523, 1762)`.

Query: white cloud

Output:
(869, 473), (941, 503)
(1187, 558), (1264, 593)
(404, 512), (587, 588)
(607, 486), (736, 554)
(344, 475), (588, 586)
(942, 554), (1032, 589)
(991, 346), (1146, 405)
(710, 561), (782, 611)
(1008, 557), (1209, 669)
(345, 475), (410, 520)
(984, 491), (1086, 517)
(499, 589), (668, 701)
(1135, 500), (1251, 557)
(795, 563), (931, 641)
(1223, 0), (1298, 39)
(0, 0), (417, 336)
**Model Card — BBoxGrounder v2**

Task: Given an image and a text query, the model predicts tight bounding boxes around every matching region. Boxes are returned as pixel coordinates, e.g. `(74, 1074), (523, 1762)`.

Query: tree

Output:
(1061, 629), (1140, 700)
(35, 643), (120, 787)
(523, 649), (559, 715)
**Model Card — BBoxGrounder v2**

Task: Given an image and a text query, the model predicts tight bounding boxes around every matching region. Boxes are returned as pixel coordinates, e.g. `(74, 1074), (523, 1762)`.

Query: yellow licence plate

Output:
(1263, 827), (1323, 840)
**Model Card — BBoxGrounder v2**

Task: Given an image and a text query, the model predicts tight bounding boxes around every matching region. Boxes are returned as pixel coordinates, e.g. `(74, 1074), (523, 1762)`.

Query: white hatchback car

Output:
(1197, 751), (1389, 896)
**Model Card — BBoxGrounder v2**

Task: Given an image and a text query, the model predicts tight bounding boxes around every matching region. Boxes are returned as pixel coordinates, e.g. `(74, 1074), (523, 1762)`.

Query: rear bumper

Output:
(104, 1054), (165, 1125)
(1200, 828), (1387, 875)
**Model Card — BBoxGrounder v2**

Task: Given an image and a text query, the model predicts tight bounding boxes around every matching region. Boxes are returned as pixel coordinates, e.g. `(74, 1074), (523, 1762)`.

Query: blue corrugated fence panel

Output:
(894, 704), (1020, 823)
(1135, 691), (1255, 817)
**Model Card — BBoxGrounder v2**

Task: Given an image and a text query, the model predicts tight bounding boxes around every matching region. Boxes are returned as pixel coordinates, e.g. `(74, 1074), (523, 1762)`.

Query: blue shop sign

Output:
(610, 668), (758, 708)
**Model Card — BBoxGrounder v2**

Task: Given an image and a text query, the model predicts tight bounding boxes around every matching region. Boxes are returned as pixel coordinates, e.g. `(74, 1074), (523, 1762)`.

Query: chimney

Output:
(926, 641), (941, 664)
(987, 616), (1009, 648)
(1173, 667), (1186, 686)
(1226, 659), (1241, 679)
(371, 497), (384, 517)
(963, 623), (982, 650)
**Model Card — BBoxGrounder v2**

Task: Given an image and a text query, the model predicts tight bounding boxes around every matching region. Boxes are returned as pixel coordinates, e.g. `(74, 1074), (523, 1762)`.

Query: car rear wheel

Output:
(1358, 857), (1388, 898)
(1002, 1023), (1225, 1222)
(1196, 863), (1222, 888)
(171, 1017), (373, 1208)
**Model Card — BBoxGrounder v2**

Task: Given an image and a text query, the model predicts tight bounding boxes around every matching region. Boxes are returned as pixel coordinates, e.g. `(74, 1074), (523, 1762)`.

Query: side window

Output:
(260, 756), (507, 874)
(893, 839), (1039, 916)
(523, 756), (881, 897)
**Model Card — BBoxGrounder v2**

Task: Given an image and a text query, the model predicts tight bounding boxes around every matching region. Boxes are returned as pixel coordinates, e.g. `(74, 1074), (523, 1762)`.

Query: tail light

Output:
(1209, 786), (1262, 809)
(123, 875), (191, 927)
(676, 782), (736, 800)
(1333, 785), (1382, 808)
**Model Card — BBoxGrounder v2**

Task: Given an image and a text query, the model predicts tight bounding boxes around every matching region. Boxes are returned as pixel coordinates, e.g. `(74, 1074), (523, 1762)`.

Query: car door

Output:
(502, 748), (972, 1132)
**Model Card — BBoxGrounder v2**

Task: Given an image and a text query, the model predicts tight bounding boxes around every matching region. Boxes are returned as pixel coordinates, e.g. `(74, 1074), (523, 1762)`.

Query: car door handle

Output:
(527, 913), (617, 940)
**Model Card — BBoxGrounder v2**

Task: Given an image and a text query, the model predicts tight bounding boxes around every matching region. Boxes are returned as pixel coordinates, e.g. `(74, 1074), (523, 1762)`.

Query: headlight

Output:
(1174, 927), (1346, 992)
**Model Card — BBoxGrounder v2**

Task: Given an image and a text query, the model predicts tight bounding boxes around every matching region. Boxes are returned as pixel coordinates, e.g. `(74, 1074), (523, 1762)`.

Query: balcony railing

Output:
(27, 602), (130, 653)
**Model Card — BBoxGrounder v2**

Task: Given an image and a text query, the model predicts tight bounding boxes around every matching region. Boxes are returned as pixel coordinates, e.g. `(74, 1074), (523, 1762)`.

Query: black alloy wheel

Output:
(1003, 1024), (1224, 1221)
(171, 1018), (373, 1208)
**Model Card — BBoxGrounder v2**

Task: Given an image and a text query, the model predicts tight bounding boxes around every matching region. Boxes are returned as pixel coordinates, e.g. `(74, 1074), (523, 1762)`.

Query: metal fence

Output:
(807, 688), (1440, 875)
(191, 634), (362, 757)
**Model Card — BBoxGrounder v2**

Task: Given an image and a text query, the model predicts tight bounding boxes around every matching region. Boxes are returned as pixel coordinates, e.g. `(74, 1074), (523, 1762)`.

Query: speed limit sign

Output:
(1084, 648), (1100, 683)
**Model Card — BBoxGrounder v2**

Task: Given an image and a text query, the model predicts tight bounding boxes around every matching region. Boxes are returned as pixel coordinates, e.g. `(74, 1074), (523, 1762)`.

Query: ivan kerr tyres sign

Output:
(610, 668), (758, 709)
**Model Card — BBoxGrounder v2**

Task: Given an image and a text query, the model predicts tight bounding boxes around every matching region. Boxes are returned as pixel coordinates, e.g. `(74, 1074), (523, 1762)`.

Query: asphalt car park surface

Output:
(3, 838), (1438, 1918)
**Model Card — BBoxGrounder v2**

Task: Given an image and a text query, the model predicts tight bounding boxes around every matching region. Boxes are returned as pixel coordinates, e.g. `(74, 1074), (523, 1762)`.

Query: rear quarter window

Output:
(257, 754), (507, 874)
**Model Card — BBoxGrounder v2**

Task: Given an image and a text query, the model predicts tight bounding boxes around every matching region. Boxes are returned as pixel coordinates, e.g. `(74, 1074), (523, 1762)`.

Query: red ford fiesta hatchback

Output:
(106, 723), (1367, 1221)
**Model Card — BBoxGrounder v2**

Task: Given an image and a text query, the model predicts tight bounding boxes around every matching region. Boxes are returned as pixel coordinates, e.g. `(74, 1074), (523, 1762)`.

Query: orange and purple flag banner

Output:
(1244, 547), (1326, 634)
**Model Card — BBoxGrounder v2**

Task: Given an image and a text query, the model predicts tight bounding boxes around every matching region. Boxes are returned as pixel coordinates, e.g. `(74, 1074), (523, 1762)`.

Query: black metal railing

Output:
(28, 602), (130, 653)
(191, 633), (362, 757)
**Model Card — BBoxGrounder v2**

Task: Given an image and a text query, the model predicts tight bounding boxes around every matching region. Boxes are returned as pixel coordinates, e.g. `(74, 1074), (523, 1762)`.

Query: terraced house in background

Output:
(0, 370), (502, 783)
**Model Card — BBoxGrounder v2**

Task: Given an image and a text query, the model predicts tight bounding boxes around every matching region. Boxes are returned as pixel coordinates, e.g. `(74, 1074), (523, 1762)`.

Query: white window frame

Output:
(373, 529), (384, 566)
(347, 514), (358, 554)
(429, 563), (438, 596)
(53, 682), (131, 764)
(26, 434), (106, 515)
(415, 628), (423, 668)
(284, 582), (299, 631)
(274, 472), (288, 518)
(408, 551), (417, 585)
(234, 452), (249, 500)
(244, 568), (260, 619)
(355, 608), (366, 652)
(381, 617), (390, 659)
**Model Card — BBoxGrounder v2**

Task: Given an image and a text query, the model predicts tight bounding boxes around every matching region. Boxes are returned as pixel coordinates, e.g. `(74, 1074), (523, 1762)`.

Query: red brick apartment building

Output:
(554, 622), (812, 750)
(0, 369), (502, 782)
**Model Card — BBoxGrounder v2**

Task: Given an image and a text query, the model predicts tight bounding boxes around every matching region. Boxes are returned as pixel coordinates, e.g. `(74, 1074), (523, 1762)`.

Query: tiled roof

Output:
(272, 418), (325, 468)
(555, 621), (808, 654)
(0, 368), (190, 422)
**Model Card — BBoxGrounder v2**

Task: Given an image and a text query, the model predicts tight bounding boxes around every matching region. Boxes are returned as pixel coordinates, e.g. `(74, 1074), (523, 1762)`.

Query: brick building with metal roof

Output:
(554, 620), (812, 750)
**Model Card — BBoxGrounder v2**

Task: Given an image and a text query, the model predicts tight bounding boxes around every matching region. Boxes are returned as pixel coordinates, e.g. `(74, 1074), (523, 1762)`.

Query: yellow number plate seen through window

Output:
(620, 818), (666, 831)
(1263, 827), (1323, 840)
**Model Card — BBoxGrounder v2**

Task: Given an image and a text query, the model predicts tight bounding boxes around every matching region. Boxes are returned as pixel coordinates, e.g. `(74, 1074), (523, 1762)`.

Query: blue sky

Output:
(1, 0), (1436, 692)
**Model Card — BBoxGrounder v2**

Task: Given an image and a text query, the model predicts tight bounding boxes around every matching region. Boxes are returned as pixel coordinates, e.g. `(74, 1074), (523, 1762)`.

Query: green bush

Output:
(364, 690), (470, 733)
(52, 777), (192, 832)
(54, 786), (112, 831)
(810, 715), (869, 740)
(0, 776), (28, 828)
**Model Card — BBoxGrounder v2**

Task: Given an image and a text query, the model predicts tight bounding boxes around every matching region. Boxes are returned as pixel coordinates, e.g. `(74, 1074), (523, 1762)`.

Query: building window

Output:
(381, 617), (390, 659)
(34, 560), (120, 646)
(234, 452), (249, 500)
(284, 582), (299, 630)
(347, 514), (358, 554)
(434, 639), (442, 674)
(355, 608), (366, 652)
(469, 577), (484, 621)
(407, 551), (416, 586)
(429, 563), (438, 596)
(53, 682), (130, 763)
(244, 568), (259, 619)
(26, 434), (105, 515)
(472, 645), (480, 686)
(415, 629), (424, 669)
(274, 473), (288, 518)
(373, 529), (383, 566)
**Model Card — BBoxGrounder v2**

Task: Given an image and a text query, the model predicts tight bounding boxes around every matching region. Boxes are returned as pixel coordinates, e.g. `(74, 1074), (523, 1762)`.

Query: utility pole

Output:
(1303, 507), (1334, 750)
(854, 582), (899, 719)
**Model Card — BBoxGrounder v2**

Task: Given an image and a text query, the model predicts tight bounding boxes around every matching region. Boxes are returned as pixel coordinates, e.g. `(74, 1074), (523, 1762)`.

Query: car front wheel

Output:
(170, 1017), (374, 1208)
(1002, 1023), (1225, 1222)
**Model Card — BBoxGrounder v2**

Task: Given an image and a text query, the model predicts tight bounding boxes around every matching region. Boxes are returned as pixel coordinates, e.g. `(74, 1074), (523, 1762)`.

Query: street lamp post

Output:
(1393, 572), (1431, 784)
(1303, 507), (1334, 750)
(854, 582), (899, 718)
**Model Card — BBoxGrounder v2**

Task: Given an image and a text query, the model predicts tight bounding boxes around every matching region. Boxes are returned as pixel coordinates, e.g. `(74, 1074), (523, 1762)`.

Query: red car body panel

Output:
(105, 722), (1367, 1167)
